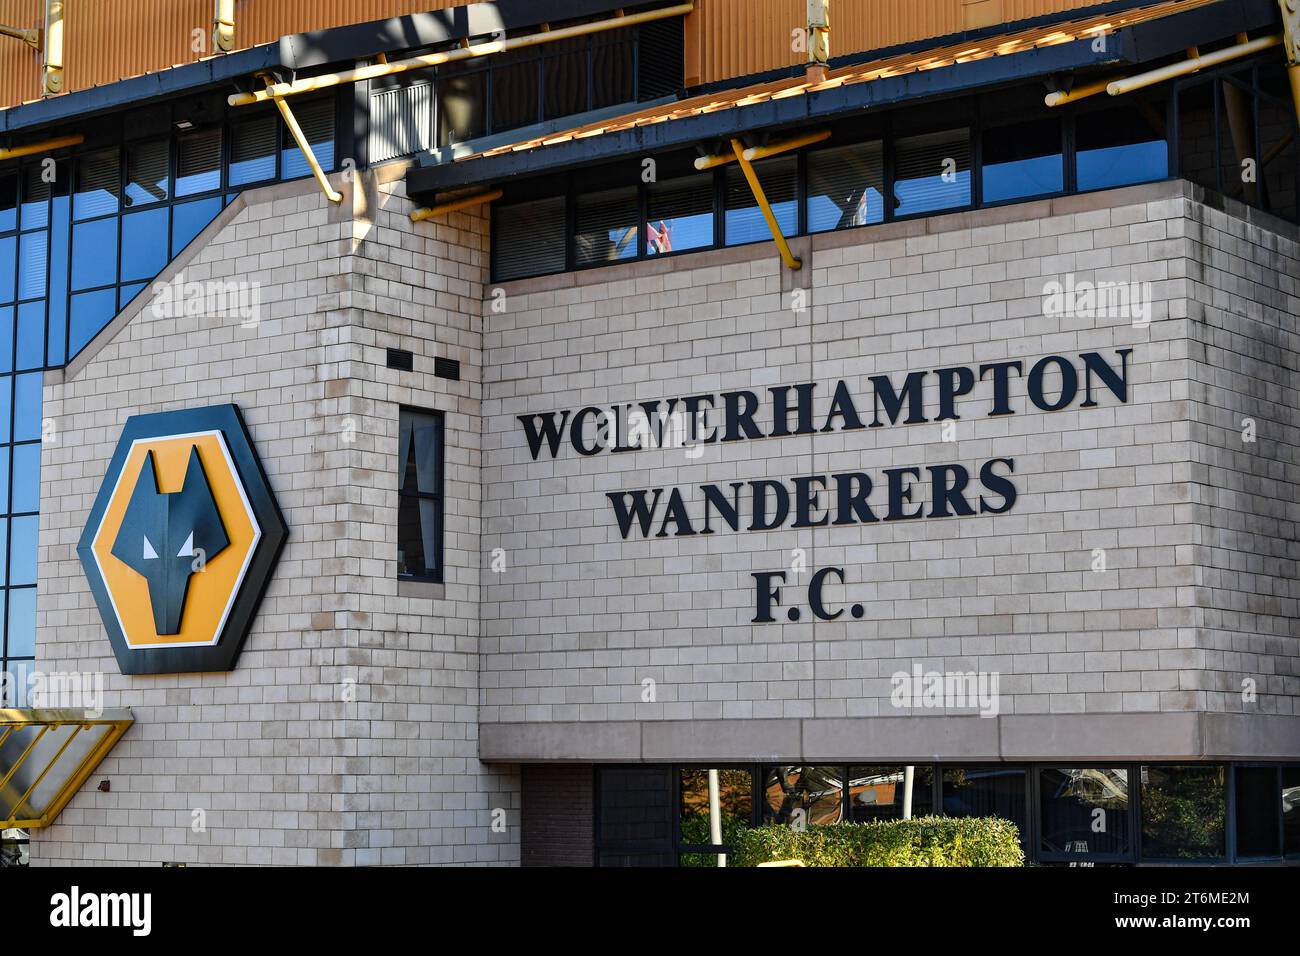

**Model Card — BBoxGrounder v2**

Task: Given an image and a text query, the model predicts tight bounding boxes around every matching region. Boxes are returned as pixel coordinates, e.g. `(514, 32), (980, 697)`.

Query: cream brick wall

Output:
(479, 180), (1300, 729)
(31, 170), (519, 866)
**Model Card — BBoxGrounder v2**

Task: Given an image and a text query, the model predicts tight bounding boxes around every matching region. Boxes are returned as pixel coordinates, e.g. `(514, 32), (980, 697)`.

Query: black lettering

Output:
(656, 488), (696, 537)
(936, 366), (976, 420)
(792, 476), (829, 528)
(885, 467), (923, 521)
(832, 472), (878, 525)
(809, 567), (845, 621)
(701, 482), (744, 534)
(748, 480), (790, 531)
(978, 361), (1022, 416)
(927, 464), (975, 517)
(1080, 349), (1132, 407)
(979, 458), (1017, 514)
(1027, 356), (1077, 411)
(722, 390), (763, 442)
(770, 383), (817, 437)
(870, 371), (928, 427)
(571, 406), (604, 456)
(823, 380), (866, 432)
(517, 410), (571, 460)
(606, 488), (663, 539)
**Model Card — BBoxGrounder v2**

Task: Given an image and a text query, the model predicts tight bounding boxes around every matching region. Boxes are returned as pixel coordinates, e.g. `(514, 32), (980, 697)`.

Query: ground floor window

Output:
(590, 762), (1298, 866)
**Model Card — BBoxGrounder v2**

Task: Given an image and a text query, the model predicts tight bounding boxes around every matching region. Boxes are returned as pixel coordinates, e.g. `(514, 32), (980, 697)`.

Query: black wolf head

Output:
(111, 446), (230, 635)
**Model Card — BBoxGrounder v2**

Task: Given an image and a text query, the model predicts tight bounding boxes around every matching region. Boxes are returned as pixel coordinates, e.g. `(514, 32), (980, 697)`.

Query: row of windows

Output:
(491, 59), (1300, 283)
(596, 763), (1300, 866)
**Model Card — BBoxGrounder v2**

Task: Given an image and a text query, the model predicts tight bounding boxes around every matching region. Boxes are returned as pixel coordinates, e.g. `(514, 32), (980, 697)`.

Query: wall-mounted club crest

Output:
(78, 405), (287, 674)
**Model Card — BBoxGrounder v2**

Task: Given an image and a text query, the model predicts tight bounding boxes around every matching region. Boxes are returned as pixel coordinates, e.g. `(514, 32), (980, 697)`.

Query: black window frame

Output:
(396, 405), (445, 585)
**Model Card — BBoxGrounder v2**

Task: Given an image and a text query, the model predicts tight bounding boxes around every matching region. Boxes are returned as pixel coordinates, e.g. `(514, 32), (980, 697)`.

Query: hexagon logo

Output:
(77, 405), (287, 674)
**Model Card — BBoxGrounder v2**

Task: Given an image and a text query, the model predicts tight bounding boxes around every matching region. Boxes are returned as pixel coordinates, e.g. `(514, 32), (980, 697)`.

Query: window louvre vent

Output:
(386, 347), (414, 371)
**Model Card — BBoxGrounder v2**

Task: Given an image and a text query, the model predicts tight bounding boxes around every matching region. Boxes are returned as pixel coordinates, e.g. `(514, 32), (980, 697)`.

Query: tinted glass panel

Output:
(543, 47), (588, 121)
(491, 59), (538, 133)
(597, 766), (672, 850)
(120, 207), (169, 283)
(281, 99), (335, 181)
(17, 232), (46, 300)
(6, 587), (35, 658)
(725, 156), (797, 245)
(848, 765), (933, 822)
(942, 767), (1027, 837)
(1140, 764), (1225, 860)
(12, 372), (40, 442)
(0, 235), (15, 304)
(1077, 104), (1168, 191)
(124, 138), (169, 207)
(229, 115), (278, 186)
(1039, 767), (1130, 857)
(119, 282), (148, 308)
(0, 174), (16, 232)
(0, 376), (10, 442)
(74, 149), (120, 220)
(437, 70), (486, 144)
(763, 766), (843, 825)
(68, 288), (117, 359)
(895, 128), (972, 216)
(493, 197), (566, 281)
(10, 442), (38, 514)
(808, 141), (885, 232)
(15, 302), (43, 371)
(574, 186), (638, 266)
(0, 447), (8, 511)
(983, 119), (1063, 202)
(176, 129), (222, 196)
(592, 38), (634, 109)
(172, 197), (223, 257)
(0, 308), (11, 373)
(646, 173), (713, 254)
(1285, 767), (1300, 859)
(71, 218), (119, 291)
(679, 768), (752, 866)
(1235, 766), (1280, 858)
(8, 515), (37, 586)
(20, 166), (49, 229)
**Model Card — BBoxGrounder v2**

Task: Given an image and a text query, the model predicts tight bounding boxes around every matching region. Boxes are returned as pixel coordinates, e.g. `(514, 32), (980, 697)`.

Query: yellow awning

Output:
(0, 709), (132, 829)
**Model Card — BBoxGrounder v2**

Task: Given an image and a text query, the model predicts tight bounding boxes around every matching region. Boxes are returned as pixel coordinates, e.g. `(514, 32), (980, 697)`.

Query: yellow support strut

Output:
(729, 138), (801, 270)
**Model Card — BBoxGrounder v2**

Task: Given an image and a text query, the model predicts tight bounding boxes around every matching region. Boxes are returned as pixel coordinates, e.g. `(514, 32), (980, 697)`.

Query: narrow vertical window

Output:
(397, 408), (444, 583)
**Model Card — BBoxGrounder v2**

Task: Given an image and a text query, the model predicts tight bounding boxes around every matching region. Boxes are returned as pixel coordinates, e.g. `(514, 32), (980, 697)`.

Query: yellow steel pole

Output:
(230, 4), (694, 107)
(43, 0), (63, 96)
(269, 83), (343, 204)
(1281, 0), (1300, 128)
(410, 188), (502, 222)
(1106, 34), (1282, 97)
(729, 138), (801, 270)
(694, 128), (831, 170)
(0, 134), (82, 161)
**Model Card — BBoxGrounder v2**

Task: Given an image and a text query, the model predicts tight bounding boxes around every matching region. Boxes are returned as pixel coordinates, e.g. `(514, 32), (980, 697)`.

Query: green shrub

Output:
(732, 817), (1024, 867)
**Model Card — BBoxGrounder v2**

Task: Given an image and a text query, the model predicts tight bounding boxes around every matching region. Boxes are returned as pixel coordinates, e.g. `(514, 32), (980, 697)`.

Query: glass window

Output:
(490, 59), (538, 134)
(171, 196), (223, 257)
(574, 186), (638, 267)
(1285, 767), (1300, 859)
(493, 197), (566, 281)
(437, 69), (486, 144)
(15, 302), (44, 371)
(1076, 103), (1168, 191)
(20, 165), (50, 229)
(848, 765), (933, 822)
(6, 587), (35, 657)
(808, 141), (885, 232)
(71, 218), (119, 291)
(119, 282), (148, 309)
(0, 235), (15, 304)
(229, 115), (278, 186)
(894, 128), (972, 216)
(1139, 764), (1225, 860)
(176, 128), (222, 196)
(120, 207), (170, 284)
(0, 308), (11, 374)
(646, 172), (714, 255)
(678, 768), (752, 866)
(982, 118), (1063, 202)
(73, 148), (120, 220)
(763, 766), (843, 825)
(725, 156), (797, 245)
(12, 372), (40, 442)
(397, 408), (443, 582)
(543, 45), (588, 121)
(68, 288), (117, 360)
(0, 376), (10, 443)
(18, 231), (47, 300)
(10, 442), (39, 515)
(0, 518), (7, 582)
(942, 766), (1027, 835)
(1039, 767), (1131, 858)
(0, 447), (8, 509)
(592, 36), (634, 109)
(8, 515), (37, 586)
(0, 174), (16, 232)
(281, 99), (336, 181)
(1235, 766), (1280, 858)
(124, 138), (170, 207)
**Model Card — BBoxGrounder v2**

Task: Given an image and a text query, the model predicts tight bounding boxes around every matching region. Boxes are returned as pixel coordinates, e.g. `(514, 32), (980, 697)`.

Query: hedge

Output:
(731, 817), (1024, 867)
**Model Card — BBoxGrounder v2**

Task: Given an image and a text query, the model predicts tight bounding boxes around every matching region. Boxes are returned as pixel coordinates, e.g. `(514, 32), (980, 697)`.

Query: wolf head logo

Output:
(110, 445), (230, 636)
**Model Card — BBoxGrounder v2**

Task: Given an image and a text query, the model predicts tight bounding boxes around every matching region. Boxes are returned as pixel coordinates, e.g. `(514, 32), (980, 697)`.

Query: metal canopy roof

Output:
(0, 709), (133, 829)
(407, 0), (1281, 195)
